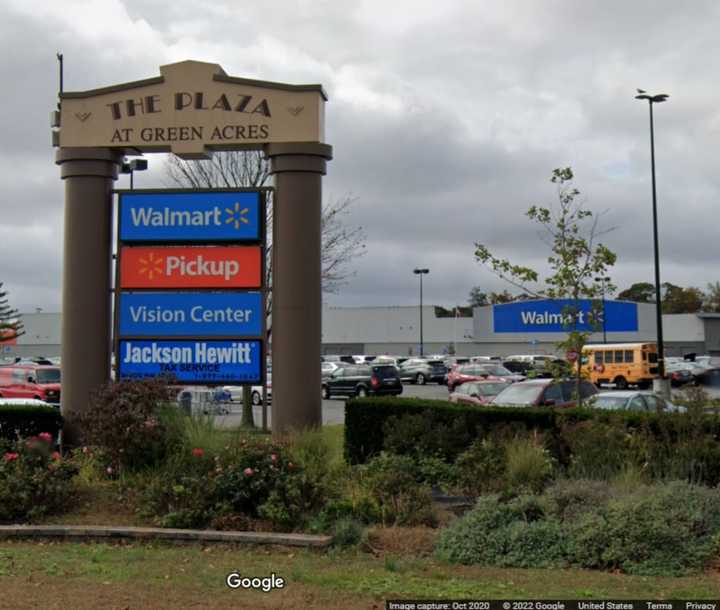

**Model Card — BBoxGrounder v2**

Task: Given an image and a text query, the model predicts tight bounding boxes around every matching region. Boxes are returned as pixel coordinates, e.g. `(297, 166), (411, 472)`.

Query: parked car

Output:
(352, 355), (377, 364)
(321, 354), (355, 364)
(447, 363), (524, 392)
(491, 378), (598, 408)
(0, 398), (54, 407)
(587, 390), (683, 413)
(695, 368), (720, 387)
(443, 356), (471, 369)
(322, 363), (403, 399)
(397, 358), (447, 385)
(448, 380), (512, 406)
(223, 370), (272, 406)
(322, 361), (347, 380)
(0, 363), (61, 404)
(665, 362), (695, 387)
(176, 387), (231, 415)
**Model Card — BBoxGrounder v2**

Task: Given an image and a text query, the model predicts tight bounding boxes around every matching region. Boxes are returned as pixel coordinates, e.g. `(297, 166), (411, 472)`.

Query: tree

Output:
(704, 282), (720, 313)
(474, 167), (616, 407)
(617, 282), (655, 303)
(467, 288), (524, 307)
(0, 283), (24, 343)
(166, 151), (366, 426)
(661, 283), (703, 314)
(468, 287), (488, 307)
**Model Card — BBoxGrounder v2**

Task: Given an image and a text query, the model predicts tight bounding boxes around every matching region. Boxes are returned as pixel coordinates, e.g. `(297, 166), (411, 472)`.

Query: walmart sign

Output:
(120, 191), (261, 241)
(493, 299), (638, 333)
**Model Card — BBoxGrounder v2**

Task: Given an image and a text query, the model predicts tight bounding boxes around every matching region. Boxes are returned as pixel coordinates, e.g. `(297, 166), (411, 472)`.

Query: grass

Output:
(0, 538), (719, 608)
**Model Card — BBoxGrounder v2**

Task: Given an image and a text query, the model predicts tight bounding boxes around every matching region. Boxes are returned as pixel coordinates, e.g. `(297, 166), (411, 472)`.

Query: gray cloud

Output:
(1, 0), (720, 316)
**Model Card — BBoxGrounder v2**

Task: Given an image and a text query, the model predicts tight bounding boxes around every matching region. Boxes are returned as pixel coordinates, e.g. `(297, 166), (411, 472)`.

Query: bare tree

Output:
(165, 152), (366, 296)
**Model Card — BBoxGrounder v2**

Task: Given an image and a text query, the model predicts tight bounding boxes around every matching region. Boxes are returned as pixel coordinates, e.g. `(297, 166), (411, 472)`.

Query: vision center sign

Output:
(115, 188), (266, 385)
(119, 292), (262, 337)
(493, 299), (639, 334)
(57, 60), (327, 159)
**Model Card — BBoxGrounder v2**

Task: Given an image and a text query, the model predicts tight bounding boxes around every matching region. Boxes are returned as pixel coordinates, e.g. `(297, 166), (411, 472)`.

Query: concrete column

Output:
(55, 147), (122, 445)
(264, 143), (332, 435)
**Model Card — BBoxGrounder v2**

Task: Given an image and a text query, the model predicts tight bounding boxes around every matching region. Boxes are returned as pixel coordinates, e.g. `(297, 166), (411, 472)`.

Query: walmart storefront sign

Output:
(118, 339), (262, 383)
(119, 292), (262, 337)
(493, 299), (638, 333)
(120, 190), (260, 242)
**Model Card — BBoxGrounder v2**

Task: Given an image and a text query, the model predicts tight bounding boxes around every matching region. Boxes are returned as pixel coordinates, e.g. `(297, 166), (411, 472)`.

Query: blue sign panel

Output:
(119, 292), (262, 337)
(120, 191), (261, 242)
(493, 299), (638, 333)
(118, 339), (262, 383)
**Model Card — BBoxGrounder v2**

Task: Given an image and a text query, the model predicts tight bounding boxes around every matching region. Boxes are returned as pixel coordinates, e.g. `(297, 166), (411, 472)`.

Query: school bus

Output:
(581, 343), (658, 389)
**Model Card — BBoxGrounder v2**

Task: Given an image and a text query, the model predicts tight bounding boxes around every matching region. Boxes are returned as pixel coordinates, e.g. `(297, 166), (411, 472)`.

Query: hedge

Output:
(344, 397), (720, 465)
(0, 405), (63, 443)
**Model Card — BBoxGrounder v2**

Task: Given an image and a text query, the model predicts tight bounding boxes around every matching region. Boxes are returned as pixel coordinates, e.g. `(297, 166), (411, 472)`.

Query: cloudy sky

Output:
(2, 0), (719, 313)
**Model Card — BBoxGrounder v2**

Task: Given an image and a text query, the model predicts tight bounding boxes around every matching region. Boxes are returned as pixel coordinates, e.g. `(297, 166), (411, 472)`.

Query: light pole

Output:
(120, 158), (148, 189)
(635, 89), (670, 397)
(413, 268), (429, 356)
(595, 275), (611, 344)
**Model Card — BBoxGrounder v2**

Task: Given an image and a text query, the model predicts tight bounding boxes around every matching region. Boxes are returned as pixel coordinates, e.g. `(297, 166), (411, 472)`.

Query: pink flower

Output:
(106, 466), (114, 475)
(191, 448), (205, 458)
(82, 446), (90, 455)
(38, 432), (53, 443)
(144, 419), (157, 428)
(243, 467), (254, 476)
(270, 453), (278, 462)
(3, 452), (19, 462)
(51, 451), (61, 461)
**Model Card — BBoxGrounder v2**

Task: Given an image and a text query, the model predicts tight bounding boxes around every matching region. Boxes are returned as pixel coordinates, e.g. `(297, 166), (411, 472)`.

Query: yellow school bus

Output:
(581, 343), (658, 389)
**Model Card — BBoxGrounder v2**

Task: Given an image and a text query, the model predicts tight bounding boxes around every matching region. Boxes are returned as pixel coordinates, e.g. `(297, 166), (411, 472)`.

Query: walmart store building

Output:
(4, 300), (720, 360)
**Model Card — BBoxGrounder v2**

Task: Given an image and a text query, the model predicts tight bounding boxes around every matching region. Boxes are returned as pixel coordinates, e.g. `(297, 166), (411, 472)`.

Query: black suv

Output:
(322, 363), (403, 399)
(397, 358), (448, 385)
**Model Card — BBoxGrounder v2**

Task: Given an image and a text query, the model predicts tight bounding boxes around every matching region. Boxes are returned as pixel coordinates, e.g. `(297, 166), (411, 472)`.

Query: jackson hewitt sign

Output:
(57, 60), (327, 158)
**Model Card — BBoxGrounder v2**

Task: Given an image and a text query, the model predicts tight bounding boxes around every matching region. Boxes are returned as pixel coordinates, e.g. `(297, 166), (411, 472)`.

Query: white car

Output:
(0, 398), (54, 407)
(223, 375), (272, 406)
(588, 391), (684, 413)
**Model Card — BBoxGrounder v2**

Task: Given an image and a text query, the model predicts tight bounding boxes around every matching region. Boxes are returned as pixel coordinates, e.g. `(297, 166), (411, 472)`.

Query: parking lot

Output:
(213, 380), (720, 429)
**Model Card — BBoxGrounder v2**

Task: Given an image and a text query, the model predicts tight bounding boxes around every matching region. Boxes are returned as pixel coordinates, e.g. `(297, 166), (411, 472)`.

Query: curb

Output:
(0, 525), (332, 547)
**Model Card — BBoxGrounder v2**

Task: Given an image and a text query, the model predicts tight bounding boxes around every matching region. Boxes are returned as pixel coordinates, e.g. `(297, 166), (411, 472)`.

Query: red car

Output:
(0, 364), (61, 404)
(491, 378), (598, 408)
(448, 380), (511, 406)
(447, 363), (524, 392)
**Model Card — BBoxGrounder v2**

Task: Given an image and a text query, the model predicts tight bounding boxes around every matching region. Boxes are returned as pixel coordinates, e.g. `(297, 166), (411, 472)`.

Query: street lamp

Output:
(595, 276), (611, 344)
(635, 89), (670, 397)
(120, 158), (148, 189)
(413, 268), (429, 356)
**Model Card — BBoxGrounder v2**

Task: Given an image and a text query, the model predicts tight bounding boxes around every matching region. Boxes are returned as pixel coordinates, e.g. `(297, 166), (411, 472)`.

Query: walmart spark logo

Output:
(138, 252), (164, 279)
(225, 202), (250, 230)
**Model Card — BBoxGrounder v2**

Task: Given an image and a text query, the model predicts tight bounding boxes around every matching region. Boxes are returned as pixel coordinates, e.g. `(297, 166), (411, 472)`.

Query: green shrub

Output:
(0, 405), (63, 443)
(505, 436), (554, 493)
(136, 437), (316, 531)
(77, 378), (177, 472)
(453, 438), (506, 495)
(345, 397), (559, 464)
(436, 480), (720, 575)
(0, 434), (78, 522)
(563, 420), (632, 480)
(330, 518), (366, 547)
(601, 481), (720, 575)
(362, 453), (435, 526)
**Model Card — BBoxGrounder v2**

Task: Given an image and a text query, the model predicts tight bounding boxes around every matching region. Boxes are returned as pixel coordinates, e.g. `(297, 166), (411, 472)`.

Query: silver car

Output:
(588, 391), (684, 413)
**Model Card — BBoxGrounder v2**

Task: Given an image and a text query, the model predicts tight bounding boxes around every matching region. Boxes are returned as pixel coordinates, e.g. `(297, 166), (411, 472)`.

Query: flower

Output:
(191, 448), (205, 458)
(243, 467), (254, 476)
(82, 446), (90, 455)
(106, 466), (114, 476)
(288, 462), (295, 470)
(38, 432), (53, 442)
(3, 452), (19, 462)
(144, 418), (157, 429)
(51, 451), (61, 461)
(270, 453), (278, 462)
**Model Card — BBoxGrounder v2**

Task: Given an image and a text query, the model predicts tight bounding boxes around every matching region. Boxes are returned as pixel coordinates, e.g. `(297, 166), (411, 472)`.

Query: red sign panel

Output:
(120, 245), (262, 289)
